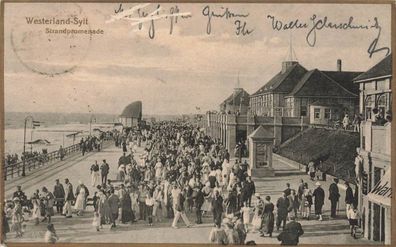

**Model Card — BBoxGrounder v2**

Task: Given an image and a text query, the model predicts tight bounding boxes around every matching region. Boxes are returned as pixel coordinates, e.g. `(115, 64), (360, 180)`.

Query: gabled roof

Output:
(248, 125), (273, 140)
(120, 101), (142, 118)
(251, 63), (307, 96)
(322, 71), (362, 94)
(287, 69), (357, 98)
(220, 88), (250, 107)
(354, 54), (392, 82)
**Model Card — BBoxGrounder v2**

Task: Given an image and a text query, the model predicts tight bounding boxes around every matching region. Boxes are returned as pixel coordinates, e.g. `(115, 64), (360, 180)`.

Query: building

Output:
(220, 88), (250, 114)
(250, 60), (307, 117)
(354, 54), (391, 244)
(119, 101), (142, 128)
(250, 59), (362, 125)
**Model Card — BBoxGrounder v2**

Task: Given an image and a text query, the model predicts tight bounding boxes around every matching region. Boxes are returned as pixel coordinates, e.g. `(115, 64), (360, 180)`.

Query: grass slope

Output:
(277, 128), (360, 183)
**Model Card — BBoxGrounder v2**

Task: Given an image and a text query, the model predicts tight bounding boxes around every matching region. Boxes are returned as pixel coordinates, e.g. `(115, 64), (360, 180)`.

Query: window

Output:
(376, 80), (387, 90)
(365, 82), (375, 90)
(314, 108), (320, 119)
(300, 106), (307, 117)
(365, 95), (375, 120)
(324, 108), (331, 119)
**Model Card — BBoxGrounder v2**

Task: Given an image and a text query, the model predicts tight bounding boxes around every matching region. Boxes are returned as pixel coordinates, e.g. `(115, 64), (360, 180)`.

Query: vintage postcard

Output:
(2, 1), (393, 245)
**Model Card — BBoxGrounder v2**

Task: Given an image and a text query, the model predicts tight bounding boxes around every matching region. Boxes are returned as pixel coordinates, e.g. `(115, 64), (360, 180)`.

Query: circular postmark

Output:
(10, 3), (92, 76)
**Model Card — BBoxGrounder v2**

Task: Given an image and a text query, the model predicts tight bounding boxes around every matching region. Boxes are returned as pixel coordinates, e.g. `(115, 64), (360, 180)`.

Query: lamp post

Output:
(89, 115), (96, 136)
(22, 116), (34, 176)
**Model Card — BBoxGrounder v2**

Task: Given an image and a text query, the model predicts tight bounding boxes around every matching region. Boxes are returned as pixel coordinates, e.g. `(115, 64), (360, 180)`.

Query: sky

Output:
(4, 3), (392, 115)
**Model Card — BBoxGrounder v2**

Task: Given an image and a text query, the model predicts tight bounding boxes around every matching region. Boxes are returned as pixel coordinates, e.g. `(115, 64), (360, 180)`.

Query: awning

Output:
(367, 168), (391, 207)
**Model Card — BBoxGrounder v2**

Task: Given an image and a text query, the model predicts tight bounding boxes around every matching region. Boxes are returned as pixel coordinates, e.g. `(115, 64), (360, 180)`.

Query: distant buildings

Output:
(354, 54), (391, 244)
(220, 88), (250, 114)
(119, 101), (142, 128)
(250, 59), (361, 125)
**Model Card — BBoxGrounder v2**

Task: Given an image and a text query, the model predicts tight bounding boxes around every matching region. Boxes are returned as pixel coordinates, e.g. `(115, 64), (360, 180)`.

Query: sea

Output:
(4, 112), (118, 156)
(4, 112), (182, 156)
(4, 123), (116, 155)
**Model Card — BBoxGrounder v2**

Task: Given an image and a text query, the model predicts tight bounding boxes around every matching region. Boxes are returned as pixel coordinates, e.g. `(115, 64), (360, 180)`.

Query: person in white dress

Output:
(74, 181), (87, 216)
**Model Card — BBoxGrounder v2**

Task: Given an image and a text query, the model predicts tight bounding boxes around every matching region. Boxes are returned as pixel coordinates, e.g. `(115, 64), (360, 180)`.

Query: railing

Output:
(3, 137), (112, 180)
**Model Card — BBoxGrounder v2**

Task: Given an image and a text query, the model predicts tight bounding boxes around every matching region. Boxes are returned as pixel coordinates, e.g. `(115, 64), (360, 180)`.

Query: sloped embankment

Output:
(276, 128), (360, 183)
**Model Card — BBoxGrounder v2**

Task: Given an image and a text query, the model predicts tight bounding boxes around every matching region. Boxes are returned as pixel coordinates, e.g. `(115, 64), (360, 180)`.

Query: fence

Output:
(3, 143), (82, 180)
(4, 138), (112, 180)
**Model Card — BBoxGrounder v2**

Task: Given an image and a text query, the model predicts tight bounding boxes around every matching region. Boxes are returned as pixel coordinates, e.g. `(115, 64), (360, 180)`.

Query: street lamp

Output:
(22, 116), (35, 176)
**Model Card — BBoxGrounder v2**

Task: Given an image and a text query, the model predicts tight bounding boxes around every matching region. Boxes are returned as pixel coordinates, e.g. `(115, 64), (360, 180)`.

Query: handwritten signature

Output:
(202, 5), (253, 36)
(106, 3), (192, 39)
(267, 15), (390, 58)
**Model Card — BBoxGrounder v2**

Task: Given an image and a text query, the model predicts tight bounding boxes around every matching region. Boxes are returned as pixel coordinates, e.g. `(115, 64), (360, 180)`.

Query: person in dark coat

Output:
(276, 192), (290, 231)
(107, 188), (120, 228)
(277, 215), (304, 245)
(328, 178), (340, 218)
(211, 189), (223, 226)
(240, 181), (250, 207)
(312, 182), (325, 221)
(13, 186), (28, 207)
(244, 176), (256, 207)
(53, 179), (65, 214)
(100, 160), (110, 185)
(225, 188), (238, 214)
(284, 183), (291, 197)
(344, 181), (354, 217)
(194, 187), (204, 224)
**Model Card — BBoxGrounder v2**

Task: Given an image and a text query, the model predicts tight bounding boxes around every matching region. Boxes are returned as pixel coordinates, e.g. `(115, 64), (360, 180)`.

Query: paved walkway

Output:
(4, 145), (379, 245)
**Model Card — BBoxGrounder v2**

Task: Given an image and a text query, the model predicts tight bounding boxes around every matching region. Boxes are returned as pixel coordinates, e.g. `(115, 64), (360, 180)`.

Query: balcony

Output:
(361, 121), (391, 156)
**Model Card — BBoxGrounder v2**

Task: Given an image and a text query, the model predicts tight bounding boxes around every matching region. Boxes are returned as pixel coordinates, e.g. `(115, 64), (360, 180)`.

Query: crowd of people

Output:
(2, 120), (362, 245)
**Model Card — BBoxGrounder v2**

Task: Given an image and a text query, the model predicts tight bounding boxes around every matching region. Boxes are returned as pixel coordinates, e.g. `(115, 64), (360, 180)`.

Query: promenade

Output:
(5, 143), (377, 245)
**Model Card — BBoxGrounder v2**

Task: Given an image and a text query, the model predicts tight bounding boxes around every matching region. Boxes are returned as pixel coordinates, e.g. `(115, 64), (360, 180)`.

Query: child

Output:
(347, 205), (360, 239)
(44, 223), (58, 243)
(145, 193), (155, 226)
(92, 192), (98, 212)
(240, 202), (251, 233)
(92, 212), (100, 231)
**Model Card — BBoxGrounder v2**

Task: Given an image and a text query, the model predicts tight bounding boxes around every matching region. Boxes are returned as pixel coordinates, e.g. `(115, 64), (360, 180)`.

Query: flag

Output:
(32, 121), (41, 128)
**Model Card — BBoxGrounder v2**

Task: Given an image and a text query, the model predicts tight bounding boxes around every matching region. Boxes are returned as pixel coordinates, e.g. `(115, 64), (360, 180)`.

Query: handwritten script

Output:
(202, 5), (253, 36)
(267, 14), (390, 58)
(106, 3), (192, 39)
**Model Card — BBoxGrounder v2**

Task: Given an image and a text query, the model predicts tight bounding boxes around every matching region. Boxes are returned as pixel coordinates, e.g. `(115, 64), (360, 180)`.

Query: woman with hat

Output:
(11, 197), (24, 238)
(260, 196), (275, 237)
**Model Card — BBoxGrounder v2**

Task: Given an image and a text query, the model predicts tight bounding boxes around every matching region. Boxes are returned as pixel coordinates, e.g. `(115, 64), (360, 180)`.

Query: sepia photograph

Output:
(2, 1), (393, 245)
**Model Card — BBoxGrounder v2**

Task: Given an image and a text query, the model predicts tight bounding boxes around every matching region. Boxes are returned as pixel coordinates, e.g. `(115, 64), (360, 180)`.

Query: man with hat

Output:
(277, 215), (304, 245)
(53, 179), (65, 214)
(312, 182), (325, 221)
(100, 159), (110, 185)
(329, 178), (340, 218)
(13, 186), (27, 207)
(345, 181), (354, 218)
(63, 178), (74, 218)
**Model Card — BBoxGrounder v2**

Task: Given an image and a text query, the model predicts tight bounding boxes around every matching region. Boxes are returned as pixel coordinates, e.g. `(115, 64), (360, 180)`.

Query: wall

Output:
(206, 112), (309, 157)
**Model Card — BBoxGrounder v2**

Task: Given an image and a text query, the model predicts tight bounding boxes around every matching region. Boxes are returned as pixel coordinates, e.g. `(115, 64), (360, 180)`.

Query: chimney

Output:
(337, 59), (342, 72)
(282, 61), (298, 73)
